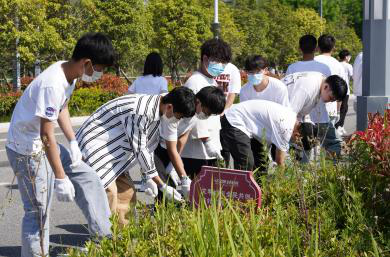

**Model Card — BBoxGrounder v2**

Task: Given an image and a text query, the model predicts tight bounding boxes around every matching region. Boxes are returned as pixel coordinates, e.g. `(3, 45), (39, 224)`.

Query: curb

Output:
(0, 116), (89, 134)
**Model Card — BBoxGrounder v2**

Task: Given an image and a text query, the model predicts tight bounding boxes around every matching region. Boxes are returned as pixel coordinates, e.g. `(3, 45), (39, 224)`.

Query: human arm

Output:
(275, 148), (286, 167)
(57, 103), (82, 166)
(57, 103), (76, 142)
(160, 77), (169, 94)
(225, 93), (236, 110)
(40, 118), (66, 179)
(166, 140), (187, 178)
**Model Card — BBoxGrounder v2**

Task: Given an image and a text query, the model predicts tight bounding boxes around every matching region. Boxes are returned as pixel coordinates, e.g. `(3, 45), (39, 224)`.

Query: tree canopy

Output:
(0, 0), (362, 83)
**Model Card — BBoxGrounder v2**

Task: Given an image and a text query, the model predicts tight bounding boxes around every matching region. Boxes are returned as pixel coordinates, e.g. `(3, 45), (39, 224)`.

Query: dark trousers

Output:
(182, 158), (217, 179)
(154, 144), (176, 202)
(220, 116), (269, 171)
(300, 122), (318, 151)
(335, 95), (349, 128)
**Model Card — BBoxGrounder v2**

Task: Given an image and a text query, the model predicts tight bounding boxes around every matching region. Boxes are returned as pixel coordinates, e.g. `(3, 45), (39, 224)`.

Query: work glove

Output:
(180, 176), (192, 199)
(159, 183), (183, 202)
(144, 179), (158, 198)
(54, 176), (75, 202)
(204, 139), (223, 160)
(165, 162), (180, 187)
(69, 140), (83, 168)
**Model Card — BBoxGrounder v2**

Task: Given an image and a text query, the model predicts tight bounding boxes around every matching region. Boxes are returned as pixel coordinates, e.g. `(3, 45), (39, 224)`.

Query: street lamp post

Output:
(357, 0), (390, 130)
(319, 0), (323, 18)
(212, 0), (220, 39)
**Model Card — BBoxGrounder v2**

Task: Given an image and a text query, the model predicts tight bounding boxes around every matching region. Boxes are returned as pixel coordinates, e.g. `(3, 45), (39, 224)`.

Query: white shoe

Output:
(337, 126), (345, 136)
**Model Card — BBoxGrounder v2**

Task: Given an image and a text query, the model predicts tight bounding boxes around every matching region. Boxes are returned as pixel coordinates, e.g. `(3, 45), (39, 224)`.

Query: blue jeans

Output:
(6, 144), (112, 257)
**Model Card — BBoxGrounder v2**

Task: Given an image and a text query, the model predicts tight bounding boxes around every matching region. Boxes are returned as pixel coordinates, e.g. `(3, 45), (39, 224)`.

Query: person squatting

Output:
(6, 32), (350, 256)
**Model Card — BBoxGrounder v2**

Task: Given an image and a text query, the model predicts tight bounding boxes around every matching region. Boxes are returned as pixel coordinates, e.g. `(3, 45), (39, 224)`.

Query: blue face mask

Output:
(207, 62), (226, 77)
(248, 73), (264, 86)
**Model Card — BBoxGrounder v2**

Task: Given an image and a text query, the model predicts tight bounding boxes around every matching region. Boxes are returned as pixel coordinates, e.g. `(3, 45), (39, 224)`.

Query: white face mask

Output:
(162, 114), (179, 124)
(196, 111), (209, 120)
(81, 64), (103, 83)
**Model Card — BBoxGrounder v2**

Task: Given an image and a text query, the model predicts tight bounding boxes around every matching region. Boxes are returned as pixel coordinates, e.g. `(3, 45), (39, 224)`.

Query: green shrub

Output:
(68, 87), (119, 116)
(0, 92), (22, 119)
(68, 160), (389, 257)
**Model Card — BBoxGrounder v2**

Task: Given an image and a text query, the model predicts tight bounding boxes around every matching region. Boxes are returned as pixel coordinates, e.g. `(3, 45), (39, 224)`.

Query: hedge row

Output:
(0, 74), (128, 121)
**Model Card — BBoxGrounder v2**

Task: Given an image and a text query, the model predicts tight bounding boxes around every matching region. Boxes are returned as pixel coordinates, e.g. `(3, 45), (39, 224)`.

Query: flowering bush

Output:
(349, 108), (390, 176)
(78, 73), (128, 95)
(0, 92), (22, 119)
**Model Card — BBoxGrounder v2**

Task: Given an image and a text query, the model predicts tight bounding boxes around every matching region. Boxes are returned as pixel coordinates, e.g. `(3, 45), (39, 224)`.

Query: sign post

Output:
(189, 166), (262, 208)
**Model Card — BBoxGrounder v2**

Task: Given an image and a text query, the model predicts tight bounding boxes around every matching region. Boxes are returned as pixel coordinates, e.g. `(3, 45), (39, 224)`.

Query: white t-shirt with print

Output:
(240, 76), (290, 107)
(159, 117), (197, 149)
(225, 100), (297, 152)
(181, 71), (221, 160)
(215, 63), (241, 97)
(7, 61), (76, 155)
(340, 61), (353, 95)
(281, 72), (324, 122)
(128, 75), (168, 95)
(312, 55), (349, 122)
(286, 60), (331, 77)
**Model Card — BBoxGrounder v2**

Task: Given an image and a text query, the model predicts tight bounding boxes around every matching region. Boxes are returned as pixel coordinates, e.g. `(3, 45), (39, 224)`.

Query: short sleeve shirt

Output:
(128, 75), (168, 95)
(225, 100), (297, 152)
(181, 71), (221, 159)
(281, 72), (324, 122)
(240, 77), (290, 108)
(7, 61), (75, 155)
(215, 63), (241, 97)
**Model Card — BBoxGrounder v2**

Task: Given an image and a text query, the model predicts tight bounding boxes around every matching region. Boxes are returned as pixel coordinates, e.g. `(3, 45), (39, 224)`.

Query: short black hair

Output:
(162, 87), (196, 118)
(196, 86), (225, 115)
(299, 34), (317, 54)
(200, 38), (232, 63)
(338, 49), (351, 61)
(325, 75), (347, 101)
(72, 32), (116, 66)
(143, 52), (163, 77)
(244, 55), (268, 72)
(318, 34), (336, 53)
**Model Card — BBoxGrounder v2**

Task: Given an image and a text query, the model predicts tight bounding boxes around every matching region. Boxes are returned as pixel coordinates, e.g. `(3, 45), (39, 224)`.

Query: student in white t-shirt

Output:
(313, 34), (349, 121)
(286, 35), (331, 77)
(336, 49), (353, 135)
(6, 33), (115, 257)
(240, 55), (289, 106)
(311, 34), (348, 158)
(181, 38), (231, 177)
(215, 62), (241, 109)
(282, 72), (348, 159)
(220, 100), (299, 170)
(240, 55), (290, 169)
(285, 34), (331, 161)
(128, 52), (168, 95)
(155, 86), (226, 199)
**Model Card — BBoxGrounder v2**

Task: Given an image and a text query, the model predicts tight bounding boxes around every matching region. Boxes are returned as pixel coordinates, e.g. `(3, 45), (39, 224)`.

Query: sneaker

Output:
(337, 126), (345, 136)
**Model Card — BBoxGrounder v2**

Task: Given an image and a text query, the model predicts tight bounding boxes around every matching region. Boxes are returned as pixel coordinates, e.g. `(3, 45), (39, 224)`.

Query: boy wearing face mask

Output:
(6, 33), (115, 257)
(239, 55), (290, 171)
(155, 86), (226, 198)
(75, 87), (196, 225)
(180, 38), (232, 177)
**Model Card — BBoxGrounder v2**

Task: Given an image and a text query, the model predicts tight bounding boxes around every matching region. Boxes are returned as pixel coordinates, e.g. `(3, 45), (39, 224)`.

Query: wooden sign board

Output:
(189, 166), (261, 208)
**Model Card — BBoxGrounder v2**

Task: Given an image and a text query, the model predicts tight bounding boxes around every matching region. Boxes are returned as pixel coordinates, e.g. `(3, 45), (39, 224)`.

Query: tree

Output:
(148, 0), (212, 83)
(93, 0), (154, 75)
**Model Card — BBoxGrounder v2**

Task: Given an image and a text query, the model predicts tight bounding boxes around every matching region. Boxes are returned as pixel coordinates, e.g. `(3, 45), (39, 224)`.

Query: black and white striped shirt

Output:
(75, 94), (161, 188)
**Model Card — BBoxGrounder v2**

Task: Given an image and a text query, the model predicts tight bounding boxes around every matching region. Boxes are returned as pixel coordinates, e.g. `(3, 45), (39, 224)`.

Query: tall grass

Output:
(68, 159), (389, 257)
